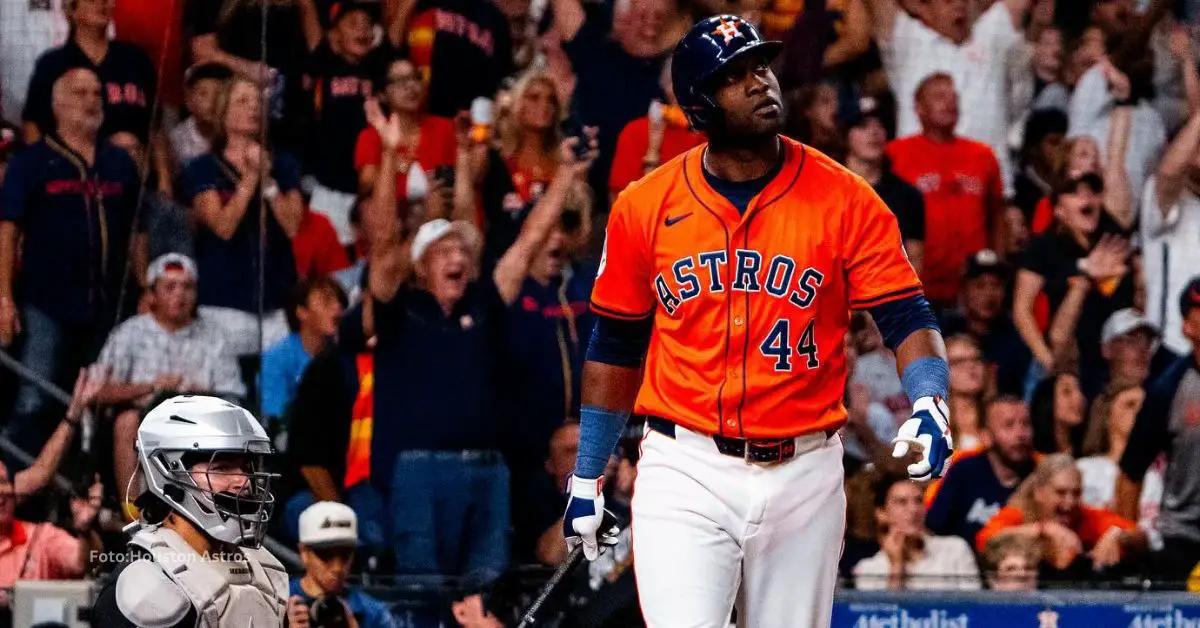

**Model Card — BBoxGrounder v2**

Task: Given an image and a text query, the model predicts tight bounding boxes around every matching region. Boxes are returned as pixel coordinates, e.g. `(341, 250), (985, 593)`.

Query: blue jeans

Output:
(283, 482), (388, 551)
(7, 305), (104, 456)
(389, 450), (510, 586)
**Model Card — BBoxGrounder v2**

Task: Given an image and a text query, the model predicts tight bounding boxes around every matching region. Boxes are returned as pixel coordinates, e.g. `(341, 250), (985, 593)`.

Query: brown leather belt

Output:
(644, 416), (833, 464)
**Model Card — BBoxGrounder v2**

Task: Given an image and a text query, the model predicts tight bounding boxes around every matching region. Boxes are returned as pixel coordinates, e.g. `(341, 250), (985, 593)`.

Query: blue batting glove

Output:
(891, 396), (954, 481)
(563, 475), (618, 561)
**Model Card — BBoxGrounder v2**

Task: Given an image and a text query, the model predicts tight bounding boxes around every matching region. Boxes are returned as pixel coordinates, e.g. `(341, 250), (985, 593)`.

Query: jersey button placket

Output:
(726, 289), (747, 434)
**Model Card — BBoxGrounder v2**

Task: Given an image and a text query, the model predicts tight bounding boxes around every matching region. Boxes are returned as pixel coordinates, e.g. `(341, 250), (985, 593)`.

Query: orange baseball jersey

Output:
(592, 137), (922, 439)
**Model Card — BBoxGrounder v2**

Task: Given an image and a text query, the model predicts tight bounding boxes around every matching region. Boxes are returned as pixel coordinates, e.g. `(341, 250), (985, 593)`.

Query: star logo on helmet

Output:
(712, 18), (743, 45)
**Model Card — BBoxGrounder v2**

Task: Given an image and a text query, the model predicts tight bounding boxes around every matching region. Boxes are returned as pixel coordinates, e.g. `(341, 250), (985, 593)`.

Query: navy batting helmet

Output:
(671, 15), (783, 131)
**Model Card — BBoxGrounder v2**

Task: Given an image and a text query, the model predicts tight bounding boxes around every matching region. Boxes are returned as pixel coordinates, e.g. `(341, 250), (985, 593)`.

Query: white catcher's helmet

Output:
(136, 395), (276, 548)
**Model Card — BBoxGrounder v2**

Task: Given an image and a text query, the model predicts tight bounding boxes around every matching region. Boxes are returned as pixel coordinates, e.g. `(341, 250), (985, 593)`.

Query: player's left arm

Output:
(844, 181), (951, 481)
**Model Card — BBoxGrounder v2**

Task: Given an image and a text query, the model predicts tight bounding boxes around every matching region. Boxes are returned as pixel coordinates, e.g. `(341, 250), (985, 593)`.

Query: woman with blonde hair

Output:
(976, 453), (1147, 575)
(181, 76), (304, 355)
(469, 69), (568, 266)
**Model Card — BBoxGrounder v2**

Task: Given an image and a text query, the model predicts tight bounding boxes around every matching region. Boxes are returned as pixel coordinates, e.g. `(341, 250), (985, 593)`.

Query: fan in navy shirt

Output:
(181, 76), (303, 354)
(0, 68), (144, 455)
(23, 0), (157, 144)
(926, 397), (1036, 546)
(303, 2), (387, 197)
(551, 0), (672, 198)
(502, 189), (597, 548)
(397, 0), (515, 117)
(939, 250), (1032, 395)
(346, 103), (597, 580)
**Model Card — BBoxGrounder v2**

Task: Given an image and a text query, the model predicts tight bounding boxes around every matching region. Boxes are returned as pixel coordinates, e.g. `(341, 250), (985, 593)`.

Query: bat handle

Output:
(517, 545), (585, 628)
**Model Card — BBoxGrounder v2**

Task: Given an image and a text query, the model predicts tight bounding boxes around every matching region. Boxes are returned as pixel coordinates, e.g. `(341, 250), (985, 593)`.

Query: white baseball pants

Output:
(631, 423), (846, 628)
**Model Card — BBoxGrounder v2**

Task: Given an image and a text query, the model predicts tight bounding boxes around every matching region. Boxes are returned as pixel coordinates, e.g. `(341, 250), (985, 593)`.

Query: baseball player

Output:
(562, 15), (954, 627)
(91, 395), (289, 627)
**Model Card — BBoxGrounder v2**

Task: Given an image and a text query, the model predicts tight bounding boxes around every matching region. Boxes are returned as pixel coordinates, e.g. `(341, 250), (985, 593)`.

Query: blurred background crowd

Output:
(1, 0), (1200, 625)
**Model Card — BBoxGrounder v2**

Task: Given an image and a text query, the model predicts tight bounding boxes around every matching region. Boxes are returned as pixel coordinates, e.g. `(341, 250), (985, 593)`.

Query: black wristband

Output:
(1114, 97), (1137, 107)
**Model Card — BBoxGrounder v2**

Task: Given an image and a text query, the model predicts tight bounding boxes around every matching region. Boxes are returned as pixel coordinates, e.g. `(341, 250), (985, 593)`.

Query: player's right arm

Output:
(564, 192), (656, 560)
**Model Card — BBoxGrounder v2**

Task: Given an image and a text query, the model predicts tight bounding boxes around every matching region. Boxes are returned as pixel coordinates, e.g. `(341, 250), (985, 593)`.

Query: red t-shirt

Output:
(353, 116), (457, 200)
(292, 209), (350, 279)
(113, 0), (185, 108)
(609, 116), (706, 195)
(887, 135), (1002, 304)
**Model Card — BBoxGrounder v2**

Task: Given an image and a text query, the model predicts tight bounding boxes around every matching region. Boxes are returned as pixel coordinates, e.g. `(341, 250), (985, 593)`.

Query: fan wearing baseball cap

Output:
(841, 93), (926, 275)
(939, 250), (1031, 395)
(1099, 308), (1164, 391)
(344, 101), (599, 581)
(287, 501), (393, 628)
(95, 253), (247, 499)
(304, 0), (388, 246)
(1117, 276), (1200, 584)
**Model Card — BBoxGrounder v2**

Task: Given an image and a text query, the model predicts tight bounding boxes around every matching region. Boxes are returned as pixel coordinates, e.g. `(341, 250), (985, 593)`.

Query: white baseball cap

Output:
(410, 218), (479, 264)
(145, 253), (197, 286)
(298, 501), (358, 548)
(1101, 308), (1160, 345)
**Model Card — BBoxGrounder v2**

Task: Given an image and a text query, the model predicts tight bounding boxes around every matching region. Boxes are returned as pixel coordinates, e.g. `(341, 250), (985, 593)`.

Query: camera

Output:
(309, 595), (350, 628)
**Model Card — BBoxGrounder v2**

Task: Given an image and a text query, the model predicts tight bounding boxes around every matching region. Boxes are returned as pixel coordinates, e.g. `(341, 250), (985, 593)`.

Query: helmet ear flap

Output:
(163, 484), (185, 504)
(686, 93), (718, 131)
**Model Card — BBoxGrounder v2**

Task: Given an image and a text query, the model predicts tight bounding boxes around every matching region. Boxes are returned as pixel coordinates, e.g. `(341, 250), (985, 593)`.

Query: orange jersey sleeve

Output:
(975, 505), (1026, 552)
(1077, 506), (1137, 549)
(844, 181), (923, 309)
(591, 191), (656, 320)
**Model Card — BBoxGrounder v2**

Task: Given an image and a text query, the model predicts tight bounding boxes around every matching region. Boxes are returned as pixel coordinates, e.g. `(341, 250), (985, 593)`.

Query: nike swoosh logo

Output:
(664, 213), (693, 226)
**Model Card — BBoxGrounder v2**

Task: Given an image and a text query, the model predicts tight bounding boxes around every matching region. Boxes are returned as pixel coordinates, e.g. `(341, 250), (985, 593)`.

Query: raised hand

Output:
(559, 126), (600, 177)
(66, 366), (107, 422)
(1081, 234), (1130, 281)
(365, 98), (403, 150)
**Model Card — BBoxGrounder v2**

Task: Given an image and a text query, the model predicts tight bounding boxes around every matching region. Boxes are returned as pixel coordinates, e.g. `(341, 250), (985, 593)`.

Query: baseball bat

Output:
(516, 544), (586, 628)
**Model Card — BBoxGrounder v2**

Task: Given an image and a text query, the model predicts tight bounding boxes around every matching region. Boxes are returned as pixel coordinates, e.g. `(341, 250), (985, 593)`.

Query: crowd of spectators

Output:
(0, 0), (1198, 624)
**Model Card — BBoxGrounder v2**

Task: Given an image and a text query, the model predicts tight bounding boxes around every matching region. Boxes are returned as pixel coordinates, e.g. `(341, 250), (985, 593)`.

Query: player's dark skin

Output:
(583, 51), (948, 460)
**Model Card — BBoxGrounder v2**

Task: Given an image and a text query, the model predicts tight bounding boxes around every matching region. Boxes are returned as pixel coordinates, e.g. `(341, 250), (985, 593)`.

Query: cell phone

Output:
(433, 165), (455, 188)
(560, 115), (592, 161)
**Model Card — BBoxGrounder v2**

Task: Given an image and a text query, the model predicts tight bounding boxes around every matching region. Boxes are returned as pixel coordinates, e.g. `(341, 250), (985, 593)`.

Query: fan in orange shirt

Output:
(976, 453), (1147, 573)
(608, 60), (705, 201)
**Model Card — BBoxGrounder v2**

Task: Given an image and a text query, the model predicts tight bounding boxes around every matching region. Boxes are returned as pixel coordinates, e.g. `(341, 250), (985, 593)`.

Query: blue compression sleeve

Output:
(585, 314), (654, 367)
(869, 294), (940, 351)
(575, 405), (629, 479)
(902, 357), (950, 402)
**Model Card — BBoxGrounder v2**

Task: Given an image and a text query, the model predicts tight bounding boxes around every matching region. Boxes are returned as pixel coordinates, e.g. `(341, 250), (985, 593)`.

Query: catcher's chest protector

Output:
(129, 525), (289, 627)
